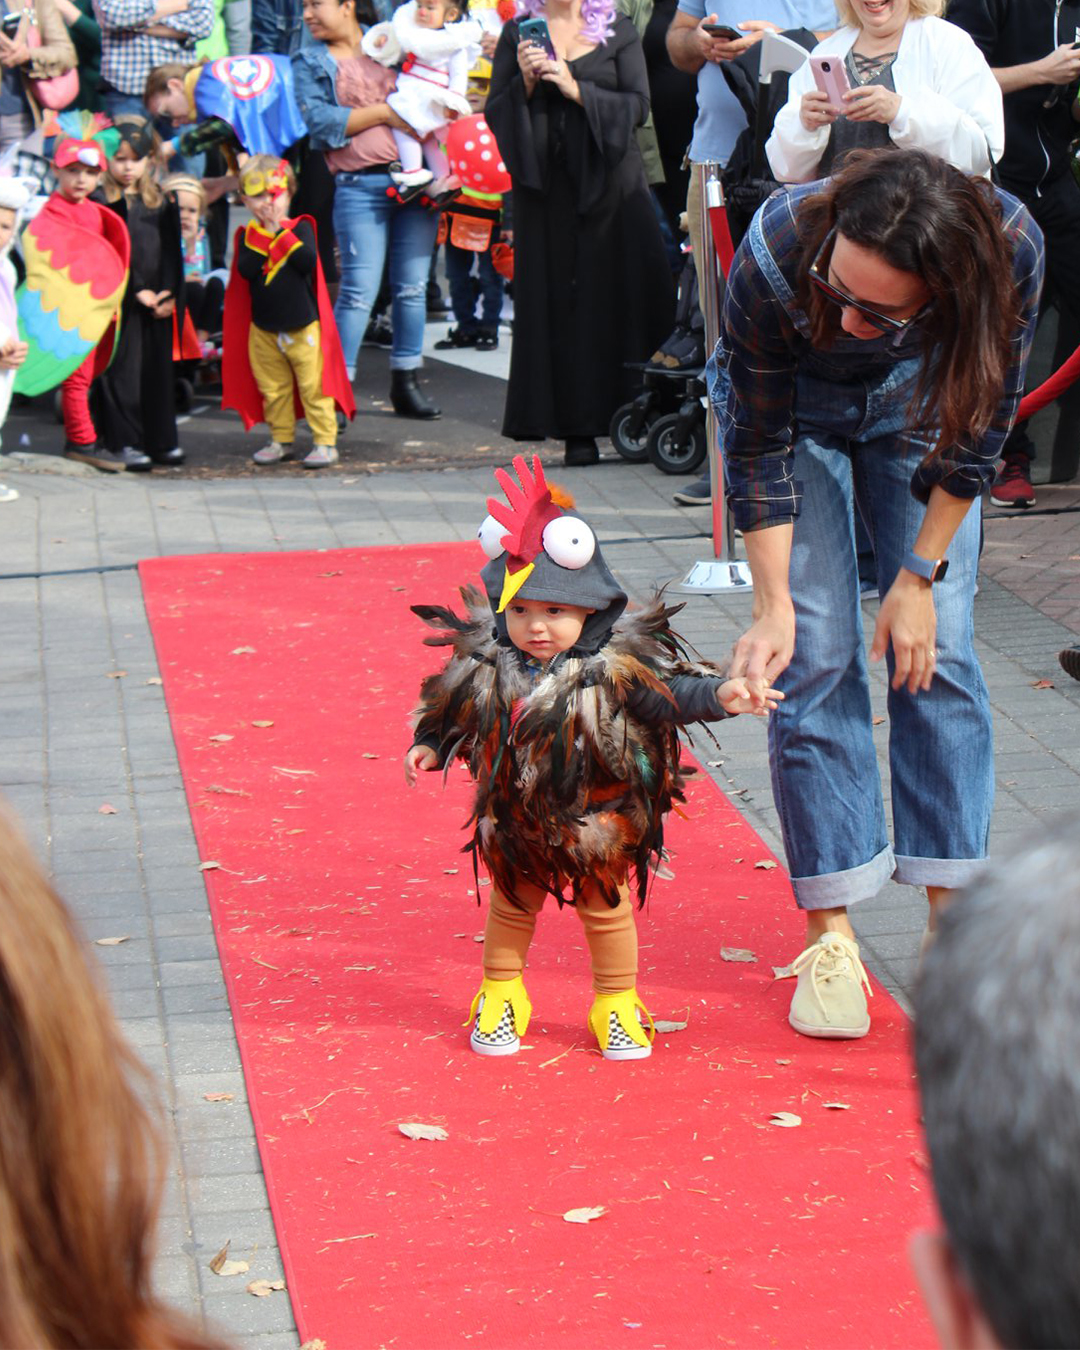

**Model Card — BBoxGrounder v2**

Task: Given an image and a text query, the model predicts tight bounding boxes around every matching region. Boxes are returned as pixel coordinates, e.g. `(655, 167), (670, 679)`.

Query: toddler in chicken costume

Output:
(405, 457), (780, 1060)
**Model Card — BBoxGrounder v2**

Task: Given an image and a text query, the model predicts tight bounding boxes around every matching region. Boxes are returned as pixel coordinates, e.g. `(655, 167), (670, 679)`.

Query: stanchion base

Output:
(673, 559), (754, 593)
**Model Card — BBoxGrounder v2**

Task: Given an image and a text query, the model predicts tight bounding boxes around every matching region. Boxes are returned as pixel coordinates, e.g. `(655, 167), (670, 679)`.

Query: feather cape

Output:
(411, 587), (723, 910)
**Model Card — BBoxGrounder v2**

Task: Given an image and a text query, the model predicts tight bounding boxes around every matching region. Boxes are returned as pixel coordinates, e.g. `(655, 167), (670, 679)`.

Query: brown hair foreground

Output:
(144, 60), (201, 108)
(794, 148), (1023, 462)
(0, 806), (230, 1349)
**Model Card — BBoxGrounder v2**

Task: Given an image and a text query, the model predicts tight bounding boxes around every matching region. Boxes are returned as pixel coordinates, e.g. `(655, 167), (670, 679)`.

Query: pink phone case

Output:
(809, 55), (851, 108)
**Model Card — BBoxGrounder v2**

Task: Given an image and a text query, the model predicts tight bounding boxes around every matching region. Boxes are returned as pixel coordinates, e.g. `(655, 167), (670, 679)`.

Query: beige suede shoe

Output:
(788, 932), (872, 1039)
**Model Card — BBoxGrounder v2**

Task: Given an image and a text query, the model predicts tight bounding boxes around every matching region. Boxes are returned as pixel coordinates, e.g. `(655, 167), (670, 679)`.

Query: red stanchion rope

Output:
(1016, 341), (1080, 421)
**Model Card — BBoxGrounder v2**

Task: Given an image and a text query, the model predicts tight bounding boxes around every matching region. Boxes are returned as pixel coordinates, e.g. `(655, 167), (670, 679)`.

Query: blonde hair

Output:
(163, 172), (207, 213)
(0, 805), (231, 1349)
(238, 153), (296, 197)
(144, 60), (201, 107)
(834, 0), (942, 24)
(103, 115), (164, 209)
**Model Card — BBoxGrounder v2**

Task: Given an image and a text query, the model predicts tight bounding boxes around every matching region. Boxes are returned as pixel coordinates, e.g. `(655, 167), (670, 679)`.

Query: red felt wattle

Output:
(140, 544), (935, 1350)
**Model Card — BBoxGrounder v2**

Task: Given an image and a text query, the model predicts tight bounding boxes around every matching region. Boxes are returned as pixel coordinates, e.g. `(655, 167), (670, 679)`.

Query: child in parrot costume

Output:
(405, 455), (781, 1060)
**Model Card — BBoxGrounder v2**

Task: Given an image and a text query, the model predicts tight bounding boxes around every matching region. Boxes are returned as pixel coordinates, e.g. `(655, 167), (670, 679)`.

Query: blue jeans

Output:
(762, 356), (993, 910)
(332, 170), (439, 374)
(103, 89), (147, 120)
(445, 239), (502, 334)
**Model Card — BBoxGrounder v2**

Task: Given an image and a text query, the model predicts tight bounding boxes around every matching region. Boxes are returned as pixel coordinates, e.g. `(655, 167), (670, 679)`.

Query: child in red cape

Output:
(222, 155), (354, 469)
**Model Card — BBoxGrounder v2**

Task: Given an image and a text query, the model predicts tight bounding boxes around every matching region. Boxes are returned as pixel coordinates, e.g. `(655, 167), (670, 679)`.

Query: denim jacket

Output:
(251, 0), (306, 56)
(291, 12), (394, 149)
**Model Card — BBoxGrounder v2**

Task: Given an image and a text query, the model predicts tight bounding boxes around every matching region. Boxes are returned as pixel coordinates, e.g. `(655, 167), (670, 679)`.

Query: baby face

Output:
(0, 206), (17, 253)
(414, 0), (458, 28)
(504, 599), (595, 660)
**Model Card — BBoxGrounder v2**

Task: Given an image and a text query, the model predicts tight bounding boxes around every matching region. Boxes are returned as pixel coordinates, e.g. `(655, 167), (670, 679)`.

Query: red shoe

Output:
(990, 455), (1035, 508)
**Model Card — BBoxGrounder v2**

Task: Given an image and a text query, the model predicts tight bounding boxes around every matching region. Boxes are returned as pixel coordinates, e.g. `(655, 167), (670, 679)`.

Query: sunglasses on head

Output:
(809, 227), (926, 334)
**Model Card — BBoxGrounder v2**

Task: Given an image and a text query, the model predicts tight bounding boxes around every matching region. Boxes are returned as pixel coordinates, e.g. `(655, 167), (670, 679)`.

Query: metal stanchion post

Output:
(674, 162), (752, 594)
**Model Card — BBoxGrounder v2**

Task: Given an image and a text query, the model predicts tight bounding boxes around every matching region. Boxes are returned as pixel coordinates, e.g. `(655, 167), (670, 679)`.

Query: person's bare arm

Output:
(667, 12), (778, 75)
(992, 42), (1080, 95)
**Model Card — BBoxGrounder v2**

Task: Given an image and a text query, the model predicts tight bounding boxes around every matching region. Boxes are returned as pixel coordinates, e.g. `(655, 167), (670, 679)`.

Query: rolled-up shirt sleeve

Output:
(716, 222), (804, 533)
(166, 0), (214, 39)
(910, 199), (1044, 504)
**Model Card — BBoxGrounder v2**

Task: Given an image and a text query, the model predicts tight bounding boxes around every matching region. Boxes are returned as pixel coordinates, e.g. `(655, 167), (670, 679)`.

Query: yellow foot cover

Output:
(464, 975), (532, 1037)
(588, 988), (655, 1051)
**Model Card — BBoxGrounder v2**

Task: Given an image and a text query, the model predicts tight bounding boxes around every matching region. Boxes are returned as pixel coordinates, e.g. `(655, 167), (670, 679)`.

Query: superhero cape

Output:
(221, 216), (355, 431)
(14, 194), (130, 397)
(195, 55), (308, 157)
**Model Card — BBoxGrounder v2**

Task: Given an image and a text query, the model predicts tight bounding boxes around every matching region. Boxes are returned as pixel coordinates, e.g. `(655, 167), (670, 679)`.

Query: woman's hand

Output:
(153, 294), (176, 319)
(728, 602), (796, 709)
(843, 85), (902, 124)
(800, 88), (838, 130)
(384, 106), (422, 139)
(540, 54), (581, 102)
(135, 288), (160, 309)
(404, 745), (438, 786)
(870, 573), (937, 693)
(517, 37), (548, 94)
(0, 35), (31, 66)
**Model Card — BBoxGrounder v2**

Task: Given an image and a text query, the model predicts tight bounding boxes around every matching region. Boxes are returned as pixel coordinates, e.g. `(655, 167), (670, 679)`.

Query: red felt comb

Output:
(486, 454), (562, 568)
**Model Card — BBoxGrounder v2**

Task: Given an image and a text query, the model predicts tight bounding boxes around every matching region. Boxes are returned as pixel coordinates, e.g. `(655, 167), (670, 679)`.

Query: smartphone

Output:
(518, 16), (556, 59)
(810, 54), (851, 108)
(0, 11), (21, 36)
(702, 22), (741, 39)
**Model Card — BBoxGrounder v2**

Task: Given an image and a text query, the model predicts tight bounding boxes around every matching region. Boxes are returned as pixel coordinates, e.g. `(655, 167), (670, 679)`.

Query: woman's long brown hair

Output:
(794, 148), (1024, 461)
(0, 807), (230, 1349)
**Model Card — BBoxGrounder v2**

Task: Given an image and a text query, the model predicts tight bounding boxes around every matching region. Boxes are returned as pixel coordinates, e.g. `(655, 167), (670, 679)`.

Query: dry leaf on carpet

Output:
(300, 1341), (328, 1349)
(398, 1122), (448, 1141)
(209, 1242), (250, 1278)
(203, 1093), (234, 1103)
(273, 766), (317, 777)
(98, 804), (117, 814)
(209, 734), (234, 743)
(231, 646), (257, 655)
(720, 947), (757, 963)
(769, 1112), (802, 1128)
(199, 861), (222, 871)
(95, 936), (130, 946)
(823, 1102), (851, 1111)
(654, 1019), (688, 1033)
(206, 784), (250, 796)
(754, 860), (777, 871)
(563, 1206), (606, 1224)
(251, 720), (274, 728)
(247, 1279), (286, 1297)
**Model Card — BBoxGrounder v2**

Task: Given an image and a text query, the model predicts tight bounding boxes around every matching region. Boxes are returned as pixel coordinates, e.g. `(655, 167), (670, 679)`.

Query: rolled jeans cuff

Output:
(791, 843), (895, 912)
(893, 854), (988, 891)
(389, 357), (423, 371)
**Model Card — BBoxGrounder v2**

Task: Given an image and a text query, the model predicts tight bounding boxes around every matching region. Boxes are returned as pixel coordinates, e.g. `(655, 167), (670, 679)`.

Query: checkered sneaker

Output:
(470, 996), (520, 1057)
(603, 1011), (651, 1061)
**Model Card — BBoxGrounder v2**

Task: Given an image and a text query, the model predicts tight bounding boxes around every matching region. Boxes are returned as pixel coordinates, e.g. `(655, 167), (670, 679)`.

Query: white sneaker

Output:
(252, 441), (294, 465)
(788, 933), (872, 1039)
(393, 168), (433, 188)
(303, 445), (339, 469)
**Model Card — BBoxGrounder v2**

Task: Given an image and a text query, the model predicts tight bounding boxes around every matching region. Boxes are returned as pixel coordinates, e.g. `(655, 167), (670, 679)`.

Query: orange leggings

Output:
(483, 877), (637, 995)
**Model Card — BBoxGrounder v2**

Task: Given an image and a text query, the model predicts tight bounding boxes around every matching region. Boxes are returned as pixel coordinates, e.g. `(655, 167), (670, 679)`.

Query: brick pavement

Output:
(0, 454), (1078, 1347)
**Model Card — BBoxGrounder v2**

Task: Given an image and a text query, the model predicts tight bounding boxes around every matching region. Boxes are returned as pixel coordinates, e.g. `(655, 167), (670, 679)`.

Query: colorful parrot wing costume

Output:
(14, 194), (130, 397)
(195, 56), (308, 157)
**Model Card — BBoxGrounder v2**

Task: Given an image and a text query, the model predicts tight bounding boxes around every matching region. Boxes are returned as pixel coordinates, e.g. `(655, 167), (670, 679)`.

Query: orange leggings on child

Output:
(483, 878), (637, 995)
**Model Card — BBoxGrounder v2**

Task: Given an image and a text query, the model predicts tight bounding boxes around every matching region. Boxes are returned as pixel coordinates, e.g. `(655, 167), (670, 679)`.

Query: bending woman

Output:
(293, 0), (443, 419)
(719, 149), (1043, 1041)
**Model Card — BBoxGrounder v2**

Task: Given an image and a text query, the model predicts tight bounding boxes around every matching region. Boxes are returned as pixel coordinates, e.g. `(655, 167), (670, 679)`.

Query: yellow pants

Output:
(483, 878), (637, 995)
(248, 320), (337, 446)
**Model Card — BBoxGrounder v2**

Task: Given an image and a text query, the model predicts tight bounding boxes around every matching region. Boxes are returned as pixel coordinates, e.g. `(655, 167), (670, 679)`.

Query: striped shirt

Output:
(718, 180), (1045, 533)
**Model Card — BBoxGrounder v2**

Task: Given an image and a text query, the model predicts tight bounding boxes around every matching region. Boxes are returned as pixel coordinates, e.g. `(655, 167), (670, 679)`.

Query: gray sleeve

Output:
(627, 673), (732, 725)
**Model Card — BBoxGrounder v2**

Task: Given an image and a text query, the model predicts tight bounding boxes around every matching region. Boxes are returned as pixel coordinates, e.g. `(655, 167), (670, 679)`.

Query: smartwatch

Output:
(902, 550), (949, 583)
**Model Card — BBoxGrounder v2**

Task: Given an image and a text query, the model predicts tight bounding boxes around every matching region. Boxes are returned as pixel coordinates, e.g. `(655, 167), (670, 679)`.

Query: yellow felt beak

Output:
(497, 561), (534, 613)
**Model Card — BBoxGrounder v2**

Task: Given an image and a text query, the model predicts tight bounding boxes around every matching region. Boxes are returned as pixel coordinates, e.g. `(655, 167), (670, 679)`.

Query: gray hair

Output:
(914, 820), (1080, 1349)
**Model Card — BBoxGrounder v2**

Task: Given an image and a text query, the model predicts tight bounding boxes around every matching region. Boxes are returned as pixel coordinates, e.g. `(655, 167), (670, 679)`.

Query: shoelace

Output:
(789, 935), (873, 1020)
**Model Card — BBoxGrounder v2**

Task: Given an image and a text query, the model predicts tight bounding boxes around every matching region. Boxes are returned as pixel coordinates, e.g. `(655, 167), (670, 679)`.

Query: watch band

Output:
(902, 550), (949, 583)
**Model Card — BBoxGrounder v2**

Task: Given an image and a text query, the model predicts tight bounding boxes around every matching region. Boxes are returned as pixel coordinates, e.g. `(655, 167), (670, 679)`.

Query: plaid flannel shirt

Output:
(717, 180), (1045, 533)
(95, 0), (215, 96)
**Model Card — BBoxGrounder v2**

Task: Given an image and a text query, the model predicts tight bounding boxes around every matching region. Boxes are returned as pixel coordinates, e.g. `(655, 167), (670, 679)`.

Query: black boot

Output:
(390, 369), (441, 420)
(564, 436), (599, 467)
(148, 447), (185, 466)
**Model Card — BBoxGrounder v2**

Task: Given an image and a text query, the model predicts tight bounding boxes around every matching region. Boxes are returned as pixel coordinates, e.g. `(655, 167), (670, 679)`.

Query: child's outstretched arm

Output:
(716, 678), (784, 717)
(404, 744), (439, 786)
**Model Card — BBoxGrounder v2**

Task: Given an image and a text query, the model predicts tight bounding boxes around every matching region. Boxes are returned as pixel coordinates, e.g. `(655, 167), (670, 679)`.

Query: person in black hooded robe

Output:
(485, 0), (675, 466)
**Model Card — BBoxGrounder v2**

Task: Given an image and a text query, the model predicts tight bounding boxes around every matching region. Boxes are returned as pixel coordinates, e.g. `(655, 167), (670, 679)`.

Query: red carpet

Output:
(140, 545), (934, 1350)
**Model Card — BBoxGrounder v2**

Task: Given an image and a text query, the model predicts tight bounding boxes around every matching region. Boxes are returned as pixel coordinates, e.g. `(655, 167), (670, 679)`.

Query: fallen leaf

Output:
(209, 734), (234, 743)
(720, 947), (757, 963)
(775, 1058), (792, 1065)
(203, 1092), (234, 1103)
(443, 868), (459, 875)
(822, 1102), (851, 1111)
(145, 676), (163, 685)
(772, 964), (795, 980)
(247, 1279), (286, 1297)
(398, 1122), (448, 1141)
(231, 646), (257, 655)
(209, 1242), (250, 1278)
(563, 1206), (607, 1224)
(317, 570), (343, 578)
(105, 670), (127, 679)
(872, 715), (886, 726)
(98, 803), (117, 815)
(769, 1111), (802, 1128)
(1031, 679), (1055, 689)
(472, 933), (484, 943)
(94, 936), (130, 946)
(199, 861), (222, 872)
(251, 720), (274, 729)
(653, 1019), (688, 1033)
(753, 860), (778, 871)
(362, 753), (379, 759)
(273, 765), (317, 777)
(205, 785), (250, 796)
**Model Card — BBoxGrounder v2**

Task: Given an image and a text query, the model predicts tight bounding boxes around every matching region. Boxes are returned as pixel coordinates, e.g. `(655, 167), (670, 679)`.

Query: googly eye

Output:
(541, 515), (595, 569)
(477, 514), (509, 559)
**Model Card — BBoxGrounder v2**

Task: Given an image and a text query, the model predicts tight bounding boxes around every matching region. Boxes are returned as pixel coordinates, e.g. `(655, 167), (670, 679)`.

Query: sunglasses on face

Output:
(809, 228), (926, 334)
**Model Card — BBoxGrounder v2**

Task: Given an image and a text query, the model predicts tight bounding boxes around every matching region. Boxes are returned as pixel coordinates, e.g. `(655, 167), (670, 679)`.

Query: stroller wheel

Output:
(53, 389), (64, 424)
(608, 402), (655, 463)
(647, 413), (707, 476)
(175, 377), (194, 413)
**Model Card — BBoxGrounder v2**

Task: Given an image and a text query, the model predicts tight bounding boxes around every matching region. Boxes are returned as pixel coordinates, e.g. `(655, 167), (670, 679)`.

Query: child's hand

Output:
(717, 677), (784, 717)
(405, 745), (439, 786)
(0, 337), (27, 369)
(373, 31), (387, 46)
